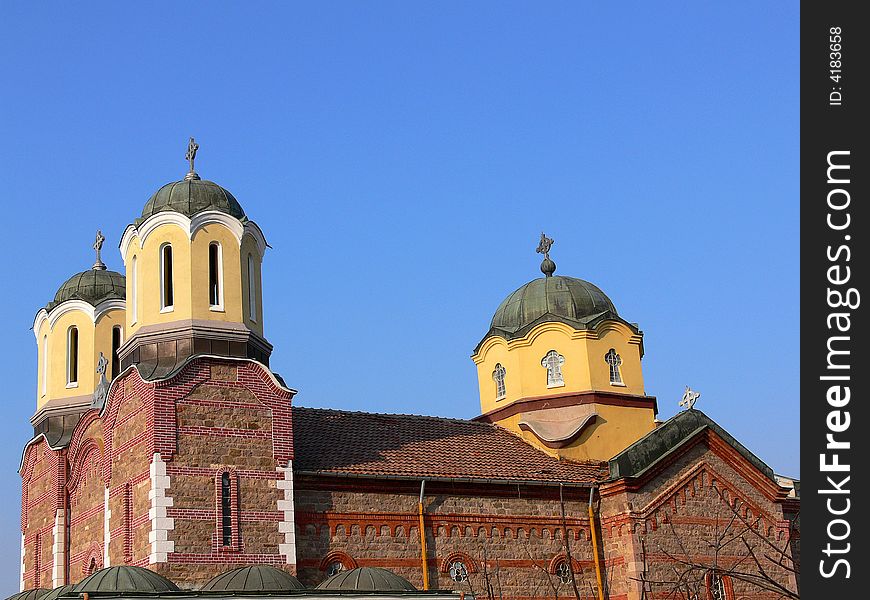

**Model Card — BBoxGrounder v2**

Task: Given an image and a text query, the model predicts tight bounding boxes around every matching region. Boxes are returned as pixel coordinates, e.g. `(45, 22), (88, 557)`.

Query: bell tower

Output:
(472, 235), (658, 462)
(117, 139), (271, 378)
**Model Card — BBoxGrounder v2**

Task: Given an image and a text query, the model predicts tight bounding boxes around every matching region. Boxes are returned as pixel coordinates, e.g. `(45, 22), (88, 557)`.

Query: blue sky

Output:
(0, 2), (798, 591)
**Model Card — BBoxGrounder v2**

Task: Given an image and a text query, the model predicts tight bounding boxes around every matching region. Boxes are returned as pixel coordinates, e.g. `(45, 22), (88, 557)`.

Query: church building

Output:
(18, 143), (799, 599)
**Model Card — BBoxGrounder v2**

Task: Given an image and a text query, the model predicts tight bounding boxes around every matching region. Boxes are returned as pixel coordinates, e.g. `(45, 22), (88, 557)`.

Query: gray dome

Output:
(72, 566), (179, 593)
(316, 567), (416, 591)
(49, 269), (125, 310)
(140, 178), (245, 223)
(38, 585), (75, 600)
(487, 276), (618, 342)
(4, 589), (49, 600)
(201, 566), (305, 592)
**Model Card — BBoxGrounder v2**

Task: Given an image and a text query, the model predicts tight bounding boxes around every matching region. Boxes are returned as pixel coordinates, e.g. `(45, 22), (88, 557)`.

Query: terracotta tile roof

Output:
(291, 406), (608, 484)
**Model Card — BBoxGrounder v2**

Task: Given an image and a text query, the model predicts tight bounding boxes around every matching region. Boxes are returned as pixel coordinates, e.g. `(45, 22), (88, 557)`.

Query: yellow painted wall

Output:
(494, 403), (656, 462)
(473, 320), (645, 415)
(36, 308), (124, 409)
(240, 233), (264, 336)
(124, 221), (264, 336)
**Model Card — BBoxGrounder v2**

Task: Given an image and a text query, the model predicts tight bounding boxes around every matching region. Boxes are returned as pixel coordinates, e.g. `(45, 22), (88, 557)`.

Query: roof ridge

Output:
(293, 404), (492, 426)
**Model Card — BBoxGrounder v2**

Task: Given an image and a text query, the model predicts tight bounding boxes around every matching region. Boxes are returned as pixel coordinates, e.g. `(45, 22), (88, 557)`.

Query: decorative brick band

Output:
(148, 453), (175, 564)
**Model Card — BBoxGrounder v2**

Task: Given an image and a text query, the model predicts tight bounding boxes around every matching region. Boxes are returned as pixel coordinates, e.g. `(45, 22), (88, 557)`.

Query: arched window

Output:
(247, 253), (257, 322)
(87, 558), (97, 576)
(41, 335), (48, 396)
(160, 244), (174, 311)
(555, 560), (572, 585)
(130, 255), (138, 324)
(605, 349), (623, 385)
(221, 471), (232, 546)
(705, 571), (732, 600)
(449, 560), (469, 582)
(209, 242), (223, 309)
(326, 561), (345, 577)
(111, 326), (122, 379)
(67, 326), (79, 386)
(492, 363), (506, 400)
(542, 350), (565, 387)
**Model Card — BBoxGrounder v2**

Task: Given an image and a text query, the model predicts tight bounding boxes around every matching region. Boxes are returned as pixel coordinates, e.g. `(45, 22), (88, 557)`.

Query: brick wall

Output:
(20, 439), (64, 590)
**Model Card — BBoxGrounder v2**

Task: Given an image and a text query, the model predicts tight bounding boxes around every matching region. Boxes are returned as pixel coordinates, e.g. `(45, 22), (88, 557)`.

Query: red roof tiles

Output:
(291, 407), (607, 484)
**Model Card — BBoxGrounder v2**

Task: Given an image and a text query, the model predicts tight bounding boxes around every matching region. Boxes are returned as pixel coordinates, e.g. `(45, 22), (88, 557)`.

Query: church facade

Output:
(19, 145), (799, 599)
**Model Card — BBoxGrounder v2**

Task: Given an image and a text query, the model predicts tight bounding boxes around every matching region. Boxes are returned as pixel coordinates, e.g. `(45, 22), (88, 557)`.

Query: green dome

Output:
(4, 589), (49, 600)
(316, 567), (416, 591)
(38, 585), (75, 600)
(483, 276), (620, 344)
(72, 566), (179, 593)
(48, 269), (125, 310)
(139, 178), (245, 224)
(201, 566), (305, 592)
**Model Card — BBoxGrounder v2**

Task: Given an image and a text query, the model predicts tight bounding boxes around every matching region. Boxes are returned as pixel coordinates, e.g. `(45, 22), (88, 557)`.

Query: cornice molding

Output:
(119, 210), (267, 262)
(32, 298), (126, 340)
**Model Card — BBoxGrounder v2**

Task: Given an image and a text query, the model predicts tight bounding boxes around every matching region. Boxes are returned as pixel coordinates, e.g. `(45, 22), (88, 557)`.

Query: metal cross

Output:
(536, 232), (554, 259)
(93, 229), (106, 270)
(680, 386), (701, 410)
(185, 137), (199, 173)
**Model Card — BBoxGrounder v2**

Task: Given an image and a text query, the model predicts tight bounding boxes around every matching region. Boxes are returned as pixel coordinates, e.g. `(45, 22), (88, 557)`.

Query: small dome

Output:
(316, 567), (416, 591)
(139, 178), (245, 223)
(73, 566), (179, 593)
(4, 589), (49, 600)
(202, 565), (305, 592)
(38, 585), (75, 600)
(49, 269), (125, 310)
(484, 276), (619, 343)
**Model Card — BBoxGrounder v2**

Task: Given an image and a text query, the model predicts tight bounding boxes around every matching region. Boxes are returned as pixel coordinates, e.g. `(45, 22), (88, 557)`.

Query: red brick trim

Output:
(705, 570), (734, 600)
(319, 550), (358, 571)
(440, 551), (479, 574)
(82, 542), (104, 575)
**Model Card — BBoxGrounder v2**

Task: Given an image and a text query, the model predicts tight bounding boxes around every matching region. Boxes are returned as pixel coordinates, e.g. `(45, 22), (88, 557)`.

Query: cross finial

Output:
(679, 386), (701, 410)
(184, 137), (201, 180)
(92, 229), (107, 270)
(536, 232), (556, 277)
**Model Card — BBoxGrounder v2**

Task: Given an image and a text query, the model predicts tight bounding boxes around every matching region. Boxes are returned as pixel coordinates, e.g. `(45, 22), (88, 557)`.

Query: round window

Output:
(449, 560), (468, 582)
(555, 561), (571, 585)
(326, 561), (345, 577)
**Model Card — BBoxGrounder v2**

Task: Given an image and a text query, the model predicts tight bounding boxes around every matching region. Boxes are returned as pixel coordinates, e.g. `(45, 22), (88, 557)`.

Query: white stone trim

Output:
(120, 210), (268, 263)
(20, 533), (25, 592)
(148, 453), (175, 564)
(276, 462), (297, 565)
(32, 298), (127, 341)
(51, 509), (66, 587)
(104, 486), (111, 567)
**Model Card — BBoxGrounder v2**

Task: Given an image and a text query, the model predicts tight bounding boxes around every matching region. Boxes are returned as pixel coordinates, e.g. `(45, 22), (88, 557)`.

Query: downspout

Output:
(418, 480), (429, 590)
(588, 485), (605, 600)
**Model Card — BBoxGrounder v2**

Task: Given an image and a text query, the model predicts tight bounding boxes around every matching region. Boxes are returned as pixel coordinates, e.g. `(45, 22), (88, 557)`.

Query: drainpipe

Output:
(588, 486), (605, 600)
(418, 480), (429, 590)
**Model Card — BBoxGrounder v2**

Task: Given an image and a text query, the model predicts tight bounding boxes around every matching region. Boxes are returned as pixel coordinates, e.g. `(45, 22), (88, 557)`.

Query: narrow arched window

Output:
(160, 244), (174, 310)
(247, 253), (257, 322)
(67, 326), (79, 386)
(492, 363), (506, 400)
(209, 242), (223, 308)
(41, 335), (48, 396)
(221, 472), (232, 546)
(111, 326), (122, 379)
(130, 255), (138, 324)
(542, 350), (565, 387)
(605, 349), (623, 385)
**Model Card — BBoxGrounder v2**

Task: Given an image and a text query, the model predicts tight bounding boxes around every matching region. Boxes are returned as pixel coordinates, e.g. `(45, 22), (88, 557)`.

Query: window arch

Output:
(705, 571), (733, 600)
(440, 552), (478, 582)
(130, 254), (138, 324)
(67, 326), (79, 386)
(605, 348), (623, 385)
(542, 350), (565, 387)
(247, 253), (257, 322)
(319, 550), (357, 577)
(492, 363), (506, 400)
(209, 242), (224, 309)
(160, 244), (174, 311)
(41, 335), (48, 396)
